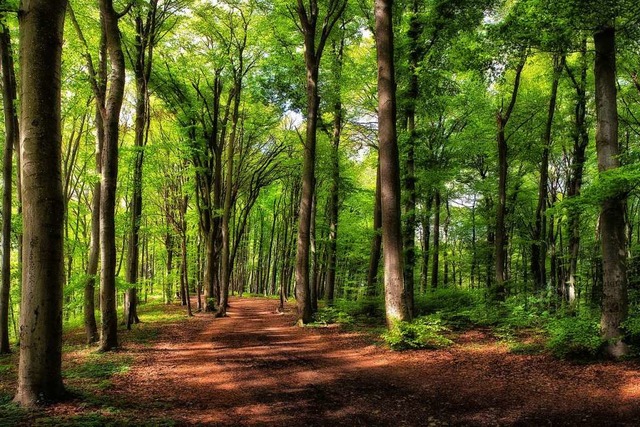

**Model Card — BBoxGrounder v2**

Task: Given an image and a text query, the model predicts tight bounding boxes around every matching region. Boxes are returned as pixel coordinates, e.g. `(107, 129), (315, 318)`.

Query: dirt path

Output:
(108, 297), (640, 426)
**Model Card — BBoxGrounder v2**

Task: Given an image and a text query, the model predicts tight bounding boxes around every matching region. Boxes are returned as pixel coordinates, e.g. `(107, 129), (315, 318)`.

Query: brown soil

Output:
(4, 297), (640, 426)
(113, 297), (640, 426)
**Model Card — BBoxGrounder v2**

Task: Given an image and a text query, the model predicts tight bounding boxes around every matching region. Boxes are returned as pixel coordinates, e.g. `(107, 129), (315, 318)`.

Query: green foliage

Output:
(0, 399), (25, 427)
(621, 307), (640, 348)
(312, 306), (353, 326)
(546, 313), (605, 359)
(383, 316), (453, 351)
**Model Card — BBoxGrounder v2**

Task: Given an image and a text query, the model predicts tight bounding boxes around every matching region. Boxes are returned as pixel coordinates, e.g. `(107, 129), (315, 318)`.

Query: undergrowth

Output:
(383, 316), (453, 350)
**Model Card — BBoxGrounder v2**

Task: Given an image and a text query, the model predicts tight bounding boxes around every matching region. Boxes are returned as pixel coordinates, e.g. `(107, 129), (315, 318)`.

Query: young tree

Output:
(14, 0), (67, 406)
(375, 0), (411, 327)
(493, 55), (525, 300)
(68, 3), (104, 345)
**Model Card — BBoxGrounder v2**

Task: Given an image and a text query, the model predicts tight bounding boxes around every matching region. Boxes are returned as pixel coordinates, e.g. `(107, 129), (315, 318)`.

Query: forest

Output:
(1, 0), (640, 425)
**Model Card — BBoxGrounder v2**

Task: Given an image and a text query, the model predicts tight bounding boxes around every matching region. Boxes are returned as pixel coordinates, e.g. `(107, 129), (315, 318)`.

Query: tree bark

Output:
(14, 0), (67, 406)
(99, 0), (127, 352)
(594, 26), (628, 358)
(0, 21), (18, 354)
(402, 0), (420, 315)
(431, 190), (441, 289)
(565, 39), (588, 306)
(531, 55), (563, 292)
(494, 55), (525, 301)
(217, 82), (241, 318)
(375, 0), (411, 327)
(295, 0), (346, 325)
(420, 194), (432, 293)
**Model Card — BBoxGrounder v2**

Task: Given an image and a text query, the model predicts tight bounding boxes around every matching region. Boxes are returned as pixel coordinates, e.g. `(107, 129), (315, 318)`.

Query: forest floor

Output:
(2, 296), (640, 426)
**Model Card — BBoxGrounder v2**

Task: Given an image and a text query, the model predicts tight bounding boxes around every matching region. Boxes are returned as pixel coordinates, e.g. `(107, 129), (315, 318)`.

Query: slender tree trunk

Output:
(126, 0), (158, 328)
(14, 0), (67, 406)
(494, 56), (525, 300)
(594, 26), (628, 358)
(325, 35), (344, 306)
(532, 55), (563, 292)
(402, 0), (420, 315)
(99, 0), (126, 352)
(431, 190), (441, 289)
(84, 105), (103, 344)
(566, 40), (588, 306)
(0, 22), (18, 354)
(295, 0), (345, 325)
(325, 102), (341, 306)
(421, 194), (432, 293)
(310, 193), (319, 311)
(375, 0), (410, 326)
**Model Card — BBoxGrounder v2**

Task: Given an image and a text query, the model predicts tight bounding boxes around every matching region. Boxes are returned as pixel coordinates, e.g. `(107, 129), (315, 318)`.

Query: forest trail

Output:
(106, 297), (640, 426)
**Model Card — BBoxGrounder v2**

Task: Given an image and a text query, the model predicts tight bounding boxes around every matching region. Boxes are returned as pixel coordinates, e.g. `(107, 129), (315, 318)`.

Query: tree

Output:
(294, 0), (347, 325)
(593, 24), (628, 358)
(375, 0), (411, 327)
(493, 54), (525, 300)
(98, 0), (128, 352)
(13, 0), (67, 406)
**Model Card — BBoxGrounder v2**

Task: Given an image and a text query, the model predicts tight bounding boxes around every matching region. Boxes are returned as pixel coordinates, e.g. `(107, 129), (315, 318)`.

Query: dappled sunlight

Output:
(97, 297), (640, 426)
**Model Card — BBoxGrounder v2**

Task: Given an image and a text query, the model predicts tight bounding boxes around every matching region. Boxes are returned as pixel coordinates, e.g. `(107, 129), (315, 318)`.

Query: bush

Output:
(383, 316), (453, 350)
(546, 314), (604, 359)
(312, 306), (353, 325)
(622, 308), (640, 347)
(415, 288), (481, 316)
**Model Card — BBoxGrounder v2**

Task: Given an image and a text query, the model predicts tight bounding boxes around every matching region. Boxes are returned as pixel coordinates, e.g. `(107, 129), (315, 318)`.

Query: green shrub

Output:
(622, 308), (640, 347)
(312, 306), (353, 325)
(546, 314), (604, 359)
(415, 288), (481, 316)
(383, 316), (453, 350)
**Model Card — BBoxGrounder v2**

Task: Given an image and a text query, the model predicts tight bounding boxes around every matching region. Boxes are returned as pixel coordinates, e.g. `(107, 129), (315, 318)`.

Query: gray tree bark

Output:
(375, 0), (411, 327)
(14, 0), (67, 406)
(594, 25), (628, 358)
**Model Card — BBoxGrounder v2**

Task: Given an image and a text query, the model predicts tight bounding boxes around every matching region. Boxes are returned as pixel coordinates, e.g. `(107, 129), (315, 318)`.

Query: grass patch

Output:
(65, 354), (131, 381)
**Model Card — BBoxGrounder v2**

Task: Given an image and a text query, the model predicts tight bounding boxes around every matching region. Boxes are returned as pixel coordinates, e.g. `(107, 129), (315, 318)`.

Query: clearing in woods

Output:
(2, 297), (640, 426)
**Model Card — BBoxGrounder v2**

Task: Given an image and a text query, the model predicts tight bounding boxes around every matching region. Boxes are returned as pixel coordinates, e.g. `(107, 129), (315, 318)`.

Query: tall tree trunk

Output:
(402, 0), (420, 315)
(325, 34), (344, 306)
(531, 55), (563, 292)
(0, 21), (18, 354)
(565, 39), (588, 306)
(84, 105), (103, 344)
(375, 0), (411, 327)
(366, 160), (382, 296)
(69, 3), (103, 345)
(420, 195), (432, 293)
(431, 190), (441, 289)
(295, 45), (319, 325)
(14, 0), (67, 406)
(99, 0), (126, 352)
(295, 0), (346, 325)
(594, 26), (628, 358)
(494, 56), (525, 301)
(217, 82), (241, 317)
(325, 103), (342, 306)
(125, 0), (159, 328)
